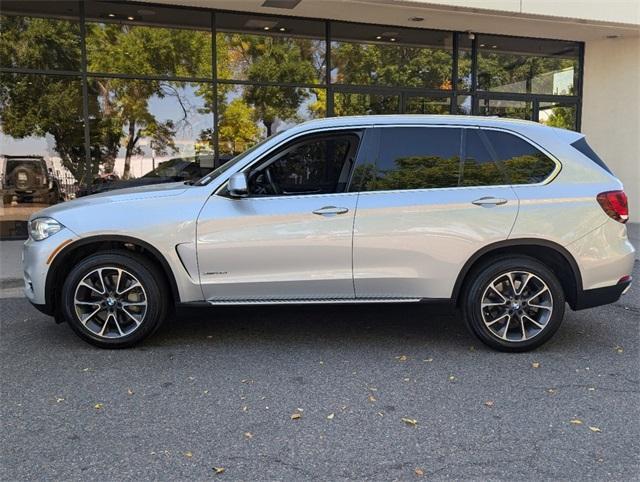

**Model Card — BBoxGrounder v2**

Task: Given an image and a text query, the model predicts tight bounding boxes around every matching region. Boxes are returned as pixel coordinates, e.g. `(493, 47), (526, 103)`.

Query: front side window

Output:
(483, 130), (557, 184)
(248, 133), (360, 196)
(361, 127), (462, 191)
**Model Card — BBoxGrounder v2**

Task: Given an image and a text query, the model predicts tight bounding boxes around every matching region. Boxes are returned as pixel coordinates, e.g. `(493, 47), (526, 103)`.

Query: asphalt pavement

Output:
(1, 262), (638, 481)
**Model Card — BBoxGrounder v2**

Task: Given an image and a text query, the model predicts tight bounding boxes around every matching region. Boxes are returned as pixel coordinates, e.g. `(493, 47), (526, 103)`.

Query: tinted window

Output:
(363, 127), (461, 191)
(483, 130), (556, 184)
(461, 130), (505, 186)
(249, 134), (359, 196)
(571, 137), (611, 174)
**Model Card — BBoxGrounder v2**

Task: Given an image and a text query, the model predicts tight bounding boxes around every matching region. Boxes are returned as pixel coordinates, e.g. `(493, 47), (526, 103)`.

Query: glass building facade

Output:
(0, 1), (583, 239)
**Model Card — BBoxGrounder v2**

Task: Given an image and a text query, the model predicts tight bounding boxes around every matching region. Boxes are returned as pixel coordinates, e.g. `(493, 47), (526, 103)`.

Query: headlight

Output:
(29, 217), (63, 241)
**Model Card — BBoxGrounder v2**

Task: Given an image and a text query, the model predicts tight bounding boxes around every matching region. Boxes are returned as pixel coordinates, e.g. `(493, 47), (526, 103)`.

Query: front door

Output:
(196, 131), (364, 302)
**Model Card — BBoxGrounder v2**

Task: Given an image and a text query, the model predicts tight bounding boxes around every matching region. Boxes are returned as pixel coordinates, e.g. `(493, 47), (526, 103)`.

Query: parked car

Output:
(23, 116), (634, 350)
(75, 155), (221, 197)
(1, 155), (63, 205)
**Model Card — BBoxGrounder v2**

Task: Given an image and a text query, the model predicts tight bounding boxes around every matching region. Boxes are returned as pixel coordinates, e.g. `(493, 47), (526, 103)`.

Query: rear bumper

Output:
(573, 277), (632, 310)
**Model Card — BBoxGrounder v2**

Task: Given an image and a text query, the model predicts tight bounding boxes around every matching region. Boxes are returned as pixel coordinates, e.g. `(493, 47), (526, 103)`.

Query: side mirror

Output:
(228, 172), (248, 198)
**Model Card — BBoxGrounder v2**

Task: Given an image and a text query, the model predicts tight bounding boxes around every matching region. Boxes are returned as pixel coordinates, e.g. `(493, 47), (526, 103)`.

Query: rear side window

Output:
(571, 137), (612, 174)
(483, 130), (557, 184)
(363, 127), (462, 191)
(461, 130), (506, 186)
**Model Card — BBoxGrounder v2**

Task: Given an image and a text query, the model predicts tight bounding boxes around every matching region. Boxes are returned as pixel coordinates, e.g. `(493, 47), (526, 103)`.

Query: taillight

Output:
(597, 190), (628, 223)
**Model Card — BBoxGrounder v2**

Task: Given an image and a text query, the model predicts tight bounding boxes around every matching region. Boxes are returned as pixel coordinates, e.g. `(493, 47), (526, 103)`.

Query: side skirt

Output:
(204, 297), (424, 306)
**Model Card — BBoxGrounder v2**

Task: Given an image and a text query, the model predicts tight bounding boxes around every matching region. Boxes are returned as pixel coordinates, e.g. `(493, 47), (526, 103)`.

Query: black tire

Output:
(462, 255), (565, 352)
(60, 251), (168, 348)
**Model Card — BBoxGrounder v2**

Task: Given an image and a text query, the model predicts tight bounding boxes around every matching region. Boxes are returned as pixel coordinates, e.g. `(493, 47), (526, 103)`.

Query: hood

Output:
(31, 181), (190, 221)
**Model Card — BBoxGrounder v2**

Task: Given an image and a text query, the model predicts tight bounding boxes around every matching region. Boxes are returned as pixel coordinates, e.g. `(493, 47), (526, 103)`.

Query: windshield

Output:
(195, 134), (283, 186)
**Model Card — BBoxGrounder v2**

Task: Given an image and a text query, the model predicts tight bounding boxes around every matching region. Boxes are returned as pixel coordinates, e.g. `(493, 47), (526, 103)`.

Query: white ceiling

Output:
(138, 0), (640, 41)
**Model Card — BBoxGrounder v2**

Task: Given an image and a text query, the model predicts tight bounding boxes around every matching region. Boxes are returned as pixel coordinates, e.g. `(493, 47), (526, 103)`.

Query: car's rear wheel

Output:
(462, 256), (565, 352)
(61, 251), (168, 348)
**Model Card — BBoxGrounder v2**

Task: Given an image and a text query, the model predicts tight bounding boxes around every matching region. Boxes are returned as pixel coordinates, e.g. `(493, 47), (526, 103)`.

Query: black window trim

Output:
(216, 126), (367, 199)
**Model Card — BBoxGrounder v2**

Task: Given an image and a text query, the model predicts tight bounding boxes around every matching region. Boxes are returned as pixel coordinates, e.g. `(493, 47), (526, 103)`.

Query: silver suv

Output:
(22, 116), (635, 351)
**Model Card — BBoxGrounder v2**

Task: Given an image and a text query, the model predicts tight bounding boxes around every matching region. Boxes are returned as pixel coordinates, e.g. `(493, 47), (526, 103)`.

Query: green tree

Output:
(219, 33), (319, 136)
(218, 98), (259, 156)
(331, 42), (452, 115)
(0, 16), (93, 182)
(86, 23), (212, 178)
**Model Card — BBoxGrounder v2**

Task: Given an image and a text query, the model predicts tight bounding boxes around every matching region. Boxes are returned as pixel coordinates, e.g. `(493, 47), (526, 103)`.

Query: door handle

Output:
(312, 206), (349, 215)
(472, 196), (508, 206)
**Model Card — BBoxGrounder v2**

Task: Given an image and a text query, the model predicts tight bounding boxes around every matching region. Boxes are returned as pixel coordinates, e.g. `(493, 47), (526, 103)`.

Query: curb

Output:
(0, 279), (23, 289)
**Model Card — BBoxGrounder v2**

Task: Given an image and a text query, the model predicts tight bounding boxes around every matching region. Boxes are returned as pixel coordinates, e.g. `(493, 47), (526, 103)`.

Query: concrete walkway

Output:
(0, 240), (23, 287)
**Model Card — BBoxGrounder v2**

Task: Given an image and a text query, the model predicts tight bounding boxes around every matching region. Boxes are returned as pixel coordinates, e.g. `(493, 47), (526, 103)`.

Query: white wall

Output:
(581, 36), (640, 223)
(409, 0), (640, 26)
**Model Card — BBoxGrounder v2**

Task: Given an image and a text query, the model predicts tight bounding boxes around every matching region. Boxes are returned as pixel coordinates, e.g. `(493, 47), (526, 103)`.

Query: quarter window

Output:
(248, 134), (359, 196)
(483, 130), (557, 184)
(362, 127), (462, 191)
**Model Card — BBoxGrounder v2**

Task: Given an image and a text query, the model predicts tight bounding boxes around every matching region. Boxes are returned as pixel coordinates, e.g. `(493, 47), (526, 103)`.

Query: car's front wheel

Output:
(462, 256), (565, 352)
(61, 251), (168, 348)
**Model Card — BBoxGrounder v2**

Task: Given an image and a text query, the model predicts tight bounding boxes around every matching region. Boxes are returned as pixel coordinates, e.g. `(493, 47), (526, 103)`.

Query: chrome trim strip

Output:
(206, 297), (422, 305)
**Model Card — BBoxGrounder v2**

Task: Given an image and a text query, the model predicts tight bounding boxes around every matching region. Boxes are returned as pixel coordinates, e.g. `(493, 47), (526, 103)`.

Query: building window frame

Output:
(0, 0), (585, 175)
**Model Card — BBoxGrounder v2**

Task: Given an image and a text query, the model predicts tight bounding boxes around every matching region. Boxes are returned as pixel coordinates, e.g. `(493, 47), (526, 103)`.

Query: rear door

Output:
(352, 125), (519, 300)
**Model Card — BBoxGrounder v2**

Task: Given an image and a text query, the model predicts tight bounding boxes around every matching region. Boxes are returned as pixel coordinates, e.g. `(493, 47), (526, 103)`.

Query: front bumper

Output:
(22, 228), (76, 308)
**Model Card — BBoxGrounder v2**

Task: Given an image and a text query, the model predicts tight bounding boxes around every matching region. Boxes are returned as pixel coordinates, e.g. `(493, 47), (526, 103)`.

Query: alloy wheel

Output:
(480, 270), (553, 342)
(73, 267), (147, 339)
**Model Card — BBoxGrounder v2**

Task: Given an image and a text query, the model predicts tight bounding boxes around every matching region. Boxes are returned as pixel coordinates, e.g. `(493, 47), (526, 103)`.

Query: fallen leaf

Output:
(532, 362), (541, 369)
(184, 451), (193, 458)
(327, 413), (335, 420)
(94, 403), (103, 410)
(213, 467), (225, 474)
(401, 417), (418, 426)
(589, 426), (602, 433)
(244, 432), (253, 439)
(290, 413), (302, 420)
(415, 468), (425, 477)
(484, 400), (494, 407)
(396, 355), (408, 361)
(570, 419), (583, 425)
(127, 388), (134, 396)
(368, 395), (377, 403)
